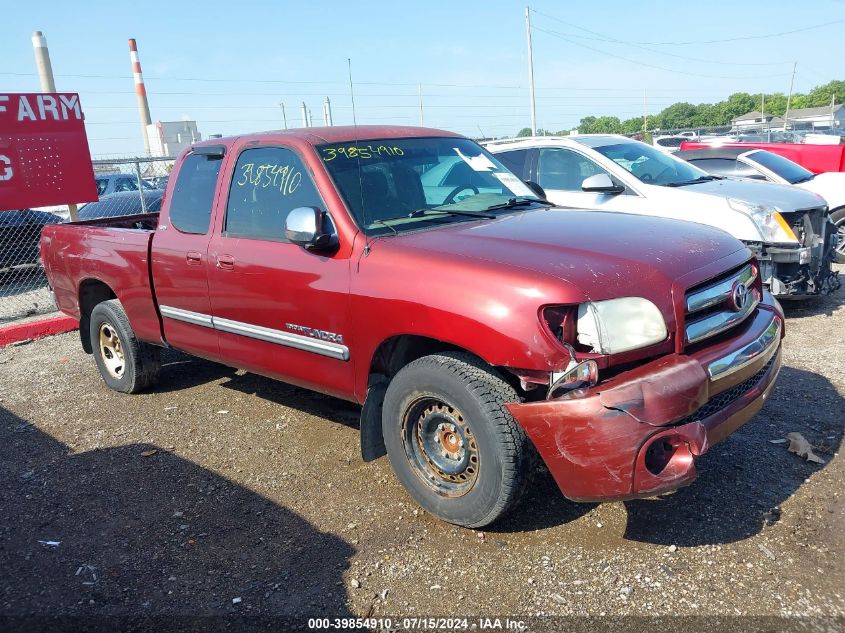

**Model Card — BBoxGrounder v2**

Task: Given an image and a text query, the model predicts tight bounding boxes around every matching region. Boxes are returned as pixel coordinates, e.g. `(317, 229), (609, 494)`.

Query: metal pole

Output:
(324, 97), (333, 126)
(830, 93), (835, 128)
(301, 101), (308, 127)
(525, 7), (537, 136)
(134, 161), (147, 213)
(783, 61), (797, 132)
(643, 90), (648, 137)
(280, 102), (287, 129)
(308, 108), (313, 128)
(128, 39), (152, 156)
(418, 83), (424, 126)
(31, 31), (56, 92)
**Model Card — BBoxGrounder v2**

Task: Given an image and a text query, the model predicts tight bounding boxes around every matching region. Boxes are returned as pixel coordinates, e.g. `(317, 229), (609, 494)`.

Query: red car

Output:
(41, 126), (784, 527)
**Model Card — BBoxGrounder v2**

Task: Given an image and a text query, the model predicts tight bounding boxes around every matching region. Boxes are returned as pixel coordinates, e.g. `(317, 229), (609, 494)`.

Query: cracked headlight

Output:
(728, 198), (798, 244)
(577, 297), (667, 354)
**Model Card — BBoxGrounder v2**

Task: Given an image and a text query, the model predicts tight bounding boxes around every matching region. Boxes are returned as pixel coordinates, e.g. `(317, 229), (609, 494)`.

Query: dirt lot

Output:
(1, 275), (843, 631)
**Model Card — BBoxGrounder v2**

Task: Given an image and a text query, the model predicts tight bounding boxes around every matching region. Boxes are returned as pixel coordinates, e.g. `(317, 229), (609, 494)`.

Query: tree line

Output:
(516, 80), (844, 136)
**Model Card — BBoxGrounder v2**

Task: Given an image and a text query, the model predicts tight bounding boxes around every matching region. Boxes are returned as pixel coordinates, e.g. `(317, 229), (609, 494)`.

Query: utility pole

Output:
(830, 93), (836, 128)
(323, 97), (333, 126)
(525, 6), (537, 136)
(128, 39), (152, 156)
(642, 90), (648, 138)
(308, 108), (313, 128)
(301, 101), (308, 128)
(783, 61), (797, 132)
(280, 102), (287, 129)
(32, 31), (78, 221)
(418, 83), (424, 126)
(762, 93), (767, 140)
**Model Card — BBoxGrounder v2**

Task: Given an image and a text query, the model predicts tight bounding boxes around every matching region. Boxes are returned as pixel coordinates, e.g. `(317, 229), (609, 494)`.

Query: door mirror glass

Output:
(284, 206), (337, 250)
(581, 173), (625, 194)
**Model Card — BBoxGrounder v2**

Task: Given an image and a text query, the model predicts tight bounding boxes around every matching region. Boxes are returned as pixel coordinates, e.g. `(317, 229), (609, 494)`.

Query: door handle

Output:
(216, 254), (235, 271)
(186, 251), (202, 265)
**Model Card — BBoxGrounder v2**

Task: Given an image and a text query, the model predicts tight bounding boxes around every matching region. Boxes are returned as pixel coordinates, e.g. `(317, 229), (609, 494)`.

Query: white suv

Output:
(484, 135), (839, 298)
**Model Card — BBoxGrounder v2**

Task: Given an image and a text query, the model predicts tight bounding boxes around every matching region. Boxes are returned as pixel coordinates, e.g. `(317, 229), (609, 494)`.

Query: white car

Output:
(484, 135), (839, 298)
(677, 146), (845, 263)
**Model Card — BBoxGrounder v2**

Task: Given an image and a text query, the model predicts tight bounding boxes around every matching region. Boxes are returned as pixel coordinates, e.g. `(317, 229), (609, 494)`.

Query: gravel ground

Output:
(0, 271), (843, 631)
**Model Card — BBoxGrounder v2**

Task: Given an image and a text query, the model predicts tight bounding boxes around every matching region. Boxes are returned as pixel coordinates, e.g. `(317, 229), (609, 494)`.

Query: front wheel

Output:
(382, 352), (533, 528)
(831, 207), (845, 264)
(89, 299), (160, 394)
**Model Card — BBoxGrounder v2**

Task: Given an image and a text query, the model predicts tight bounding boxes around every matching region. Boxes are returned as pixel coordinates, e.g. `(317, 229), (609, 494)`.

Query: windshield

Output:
(590, 139), (709, 186)
(319, 137), (543, 235)
(748, 150), (814, 184)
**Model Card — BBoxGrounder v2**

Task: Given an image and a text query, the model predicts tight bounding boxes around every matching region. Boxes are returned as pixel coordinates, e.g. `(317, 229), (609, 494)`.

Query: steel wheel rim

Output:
(836, 219), (845, 257)
(401, 397), (479, 498)
(98, 322), (125, 379)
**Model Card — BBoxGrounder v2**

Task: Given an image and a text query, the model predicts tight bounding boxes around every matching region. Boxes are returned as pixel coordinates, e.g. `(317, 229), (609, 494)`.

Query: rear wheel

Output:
(89, 299), (160, 393)
(831, 207), (845, 264)
(382, 352), (533, 528)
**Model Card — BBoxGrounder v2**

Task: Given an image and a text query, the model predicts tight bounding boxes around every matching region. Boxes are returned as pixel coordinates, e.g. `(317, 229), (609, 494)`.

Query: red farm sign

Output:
(0, 93), (98, 211)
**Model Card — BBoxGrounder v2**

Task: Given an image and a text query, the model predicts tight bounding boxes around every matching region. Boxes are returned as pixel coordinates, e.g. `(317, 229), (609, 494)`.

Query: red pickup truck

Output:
(41, 126), (784, 527)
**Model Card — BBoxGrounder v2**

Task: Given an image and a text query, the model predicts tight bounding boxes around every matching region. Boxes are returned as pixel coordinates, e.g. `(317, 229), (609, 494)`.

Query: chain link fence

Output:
(0, 156), (174, 324)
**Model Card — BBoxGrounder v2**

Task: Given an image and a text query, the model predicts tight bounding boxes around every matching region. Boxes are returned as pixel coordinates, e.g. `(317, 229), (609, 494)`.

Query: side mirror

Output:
(284, 206), (337, 250)
(581, 173), (625, 195)
(524, 180), (547, 199)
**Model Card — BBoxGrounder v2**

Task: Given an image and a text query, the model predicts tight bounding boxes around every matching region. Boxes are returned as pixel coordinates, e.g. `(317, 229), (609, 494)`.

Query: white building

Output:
(786, 105), (845, 131)
(146, 120), (201, 157)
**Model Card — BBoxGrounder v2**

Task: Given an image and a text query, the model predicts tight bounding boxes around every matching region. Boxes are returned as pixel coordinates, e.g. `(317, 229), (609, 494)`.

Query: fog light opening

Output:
(645, 439), (678, 476)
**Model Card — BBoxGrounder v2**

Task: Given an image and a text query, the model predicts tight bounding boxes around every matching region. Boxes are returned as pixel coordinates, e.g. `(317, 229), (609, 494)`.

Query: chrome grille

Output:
(685, 263), (759, 345)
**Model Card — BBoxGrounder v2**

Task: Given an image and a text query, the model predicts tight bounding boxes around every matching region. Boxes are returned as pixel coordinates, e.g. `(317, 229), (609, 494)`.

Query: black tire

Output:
(382, 352), (533, 528)
(89, 299), (160, 394)
(831, 207), (845, 264)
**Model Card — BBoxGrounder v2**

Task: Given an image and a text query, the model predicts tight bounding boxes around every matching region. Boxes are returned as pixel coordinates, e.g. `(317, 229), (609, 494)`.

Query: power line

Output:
(532, 26), (792, 80)
(531, 8), (845, 46)
(530, 9), (791, 66)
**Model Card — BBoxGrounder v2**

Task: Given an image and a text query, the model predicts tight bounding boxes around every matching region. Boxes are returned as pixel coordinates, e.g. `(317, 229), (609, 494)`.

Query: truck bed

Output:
(40, 214), (162, 344)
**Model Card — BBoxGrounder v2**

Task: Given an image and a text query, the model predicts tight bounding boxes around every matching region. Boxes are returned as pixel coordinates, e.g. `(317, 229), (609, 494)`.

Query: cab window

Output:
(224, 147), (323, 242)
(168, 153), (223, 234)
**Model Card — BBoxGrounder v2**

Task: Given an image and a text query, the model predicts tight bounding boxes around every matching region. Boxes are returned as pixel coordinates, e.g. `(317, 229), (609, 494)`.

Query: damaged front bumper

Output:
(506, 302), (784, 502)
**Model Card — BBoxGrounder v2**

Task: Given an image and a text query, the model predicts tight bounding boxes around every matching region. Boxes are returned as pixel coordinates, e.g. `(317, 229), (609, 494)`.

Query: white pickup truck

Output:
(485, 135), (839, 298)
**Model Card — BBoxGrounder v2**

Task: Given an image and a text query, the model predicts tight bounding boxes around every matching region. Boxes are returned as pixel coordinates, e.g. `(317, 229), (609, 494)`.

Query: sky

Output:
(3, 0), (844, 157)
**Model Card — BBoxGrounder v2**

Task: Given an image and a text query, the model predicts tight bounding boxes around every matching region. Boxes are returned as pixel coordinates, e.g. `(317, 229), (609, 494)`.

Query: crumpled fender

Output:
(506, 356), (710, 501)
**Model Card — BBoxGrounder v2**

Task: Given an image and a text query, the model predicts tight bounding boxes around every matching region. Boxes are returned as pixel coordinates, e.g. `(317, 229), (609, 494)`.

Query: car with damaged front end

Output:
(41, 126), (783, 528)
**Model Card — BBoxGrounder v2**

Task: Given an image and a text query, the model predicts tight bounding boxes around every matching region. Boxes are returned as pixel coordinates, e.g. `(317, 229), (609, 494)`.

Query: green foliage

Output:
(518, 80), (842, 136)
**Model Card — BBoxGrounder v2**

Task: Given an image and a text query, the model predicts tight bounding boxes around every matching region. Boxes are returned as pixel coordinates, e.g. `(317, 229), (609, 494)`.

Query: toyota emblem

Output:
(731, 282), (749, 311)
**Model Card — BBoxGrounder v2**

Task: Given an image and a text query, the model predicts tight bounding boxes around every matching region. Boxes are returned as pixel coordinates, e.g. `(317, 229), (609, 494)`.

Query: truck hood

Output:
(396, 208), (747, 303)
(682, 177), (825, 210)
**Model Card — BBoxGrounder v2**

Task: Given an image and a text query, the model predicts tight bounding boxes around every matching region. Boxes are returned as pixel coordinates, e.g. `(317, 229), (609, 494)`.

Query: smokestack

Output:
(301, 101), (308, 127)
(128, 38), (152, 155)
(31, 31), (56, 92)
(323, 97), (333, 126)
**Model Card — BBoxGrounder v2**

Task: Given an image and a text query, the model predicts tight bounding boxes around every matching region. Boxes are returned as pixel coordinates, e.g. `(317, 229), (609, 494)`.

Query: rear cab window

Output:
(168, 152), (224, 234)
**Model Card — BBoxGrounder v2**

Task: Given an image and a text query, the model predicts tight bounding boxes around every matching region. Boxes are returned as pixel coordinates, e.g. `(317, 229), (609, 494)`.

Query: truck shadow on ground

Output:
(147, 351), (841, 544)
(0, 405), (355, 629)
(621, 365), (843, 546)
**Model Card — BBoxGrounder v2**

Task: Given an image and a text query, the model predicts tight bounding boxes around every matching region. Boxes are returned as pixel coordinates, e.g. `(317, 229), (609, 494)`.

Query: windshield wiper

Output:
(664, 175), (724, 187)
(483, 196), (550, 212)
(407, 208), (496, 219)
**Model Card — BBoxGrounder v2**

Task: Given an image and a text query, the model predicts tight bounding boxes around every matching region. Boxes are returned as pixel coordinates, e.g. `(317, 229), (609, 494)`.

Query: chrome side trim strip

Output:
(706, 317), (781, 380)
(159, 305), (214, 328)
(158, 305), (350, 361)
(212, 316), (350, 361)
(686, 264), (755, 314)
